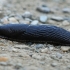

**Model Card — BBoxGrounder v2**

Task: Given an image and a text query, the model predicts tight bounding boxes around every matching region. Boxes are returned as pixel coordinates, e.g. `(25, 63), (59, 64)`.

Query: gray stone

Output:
(51, 62), (57, 67)
(14, 63), (22, 69)
(42, 5), (47, 7)
(12, 48), (18, 52)
(56, 53), (62, 59)
(39, 15), (48, 23)
(49, 46), (54, 51)
(32, 54), (45, 60)
(47, 44), (54, 51)
(34, 44), (44, 49)
(0, 62), (7, 66)
(62, 20), (70, 26)
(39, 61), (45, 65)
(51, 55), (57, 60)
(40, 48), (48, 53)
(25, 18), (32, 22)
(31, 20), (39, 25)
(61, 46), (70, 52)
(64, 17), (70, 22)
(51, 53), (62, 60)
(0, 62), (13, 66)
(19, 20), (30, 24)
(51, 16), (64, 21)
(22, 11), (32, 18)
(0, 0), (7, 6)
(31, 15), (38, 20)
(20, 18), (31, 24)
(67, 65), (70, 69)
(8, 17), (19, 24)
(9, 13), (16, 17)
(1, 16), (9, 24)
(37, 6), (50, 13)
(62, 8), (70, 13)
(6, 10), (12, 15)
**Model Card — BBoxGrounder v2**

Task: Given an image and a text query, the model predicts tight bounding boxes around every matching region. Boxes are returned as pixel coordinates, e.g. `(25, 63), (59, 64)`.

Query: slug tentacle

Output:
(0, 24), (70, 45)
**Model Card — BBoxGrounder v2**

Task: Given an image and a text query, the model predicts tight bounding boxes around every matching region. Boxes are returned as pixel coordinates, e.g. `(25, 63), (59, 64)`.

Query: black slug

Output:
(0, 24), (70, 45)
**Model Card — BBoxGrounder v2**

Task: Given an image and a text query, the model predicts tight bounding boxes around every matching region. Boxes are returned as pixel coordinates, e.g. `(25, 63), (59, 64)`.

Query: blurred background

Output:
(0, 0), (70, 29)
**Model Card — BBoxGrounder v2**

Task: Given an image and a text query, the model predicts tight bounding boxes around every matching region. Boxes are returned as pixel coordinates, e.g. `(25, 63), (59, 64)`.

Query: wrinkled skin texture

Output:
(0, 24), (70, 45)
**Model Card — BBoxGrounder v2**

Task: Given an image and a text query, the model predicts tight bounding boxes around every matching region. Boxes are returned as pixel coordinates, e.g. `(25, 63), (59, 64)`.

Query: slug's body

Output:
(0, 24), (70, 45)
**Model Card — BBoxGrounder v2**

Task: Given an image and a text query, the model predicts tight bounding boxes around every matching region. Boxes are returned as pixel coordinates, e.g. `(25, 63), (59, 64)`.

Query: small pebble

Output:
(49, 46), (54, 51)
(67, 65), (70, 69)
(51, 62), (57, 67)
(22, 11), (32, 18)
(9, 13), (16, 17)
(50, 8), (57, 13)
(34, 44), (44, 49)
(14, 44), (29, 49)
(21, 52), (30, 58)
(39, 61), (45, 65)
(32, 54), (45, 60)
(51, 16), (63, 21)
(0, 62), (8, 66)
(61, 46), (70, 52)
(31, 20), (39, 25)
(0, 43), (6, 46)
(31, 15), (38, 20)
(40, 48), (48, 53)
(14, 63), (22, 69)
(51, 53), (62, 60)
(42, 4), (47, 7)
(47, 44), (54, 51)
(9, 17), (18, 23)
(1, 16), (9, 24)
(12, 48), (18, 52)
(39, 15), (48, 23)
(51, 55), (57, 60)
(56, 52), (62, 59)
(25, 18), (32, 22)
(62, 8), (70, 13)
(37, 6), (50, 13)
(62, 20), (70, 26)
(48, 19), (56, 24)
(19, 20), (30, 24)
(64, 17), (70, 22)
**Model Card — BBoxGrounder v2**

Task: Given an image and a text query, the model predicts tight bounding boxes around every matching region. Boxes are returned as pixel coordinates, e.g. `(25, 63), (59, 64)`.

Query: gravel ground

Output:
(0, 0), (70, 70)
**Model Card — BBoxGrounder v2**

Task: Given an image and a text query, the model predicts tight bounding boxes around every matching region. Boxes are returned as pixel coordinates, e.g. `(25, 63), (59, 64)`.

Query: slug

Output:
(0, 24), (70, 45)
